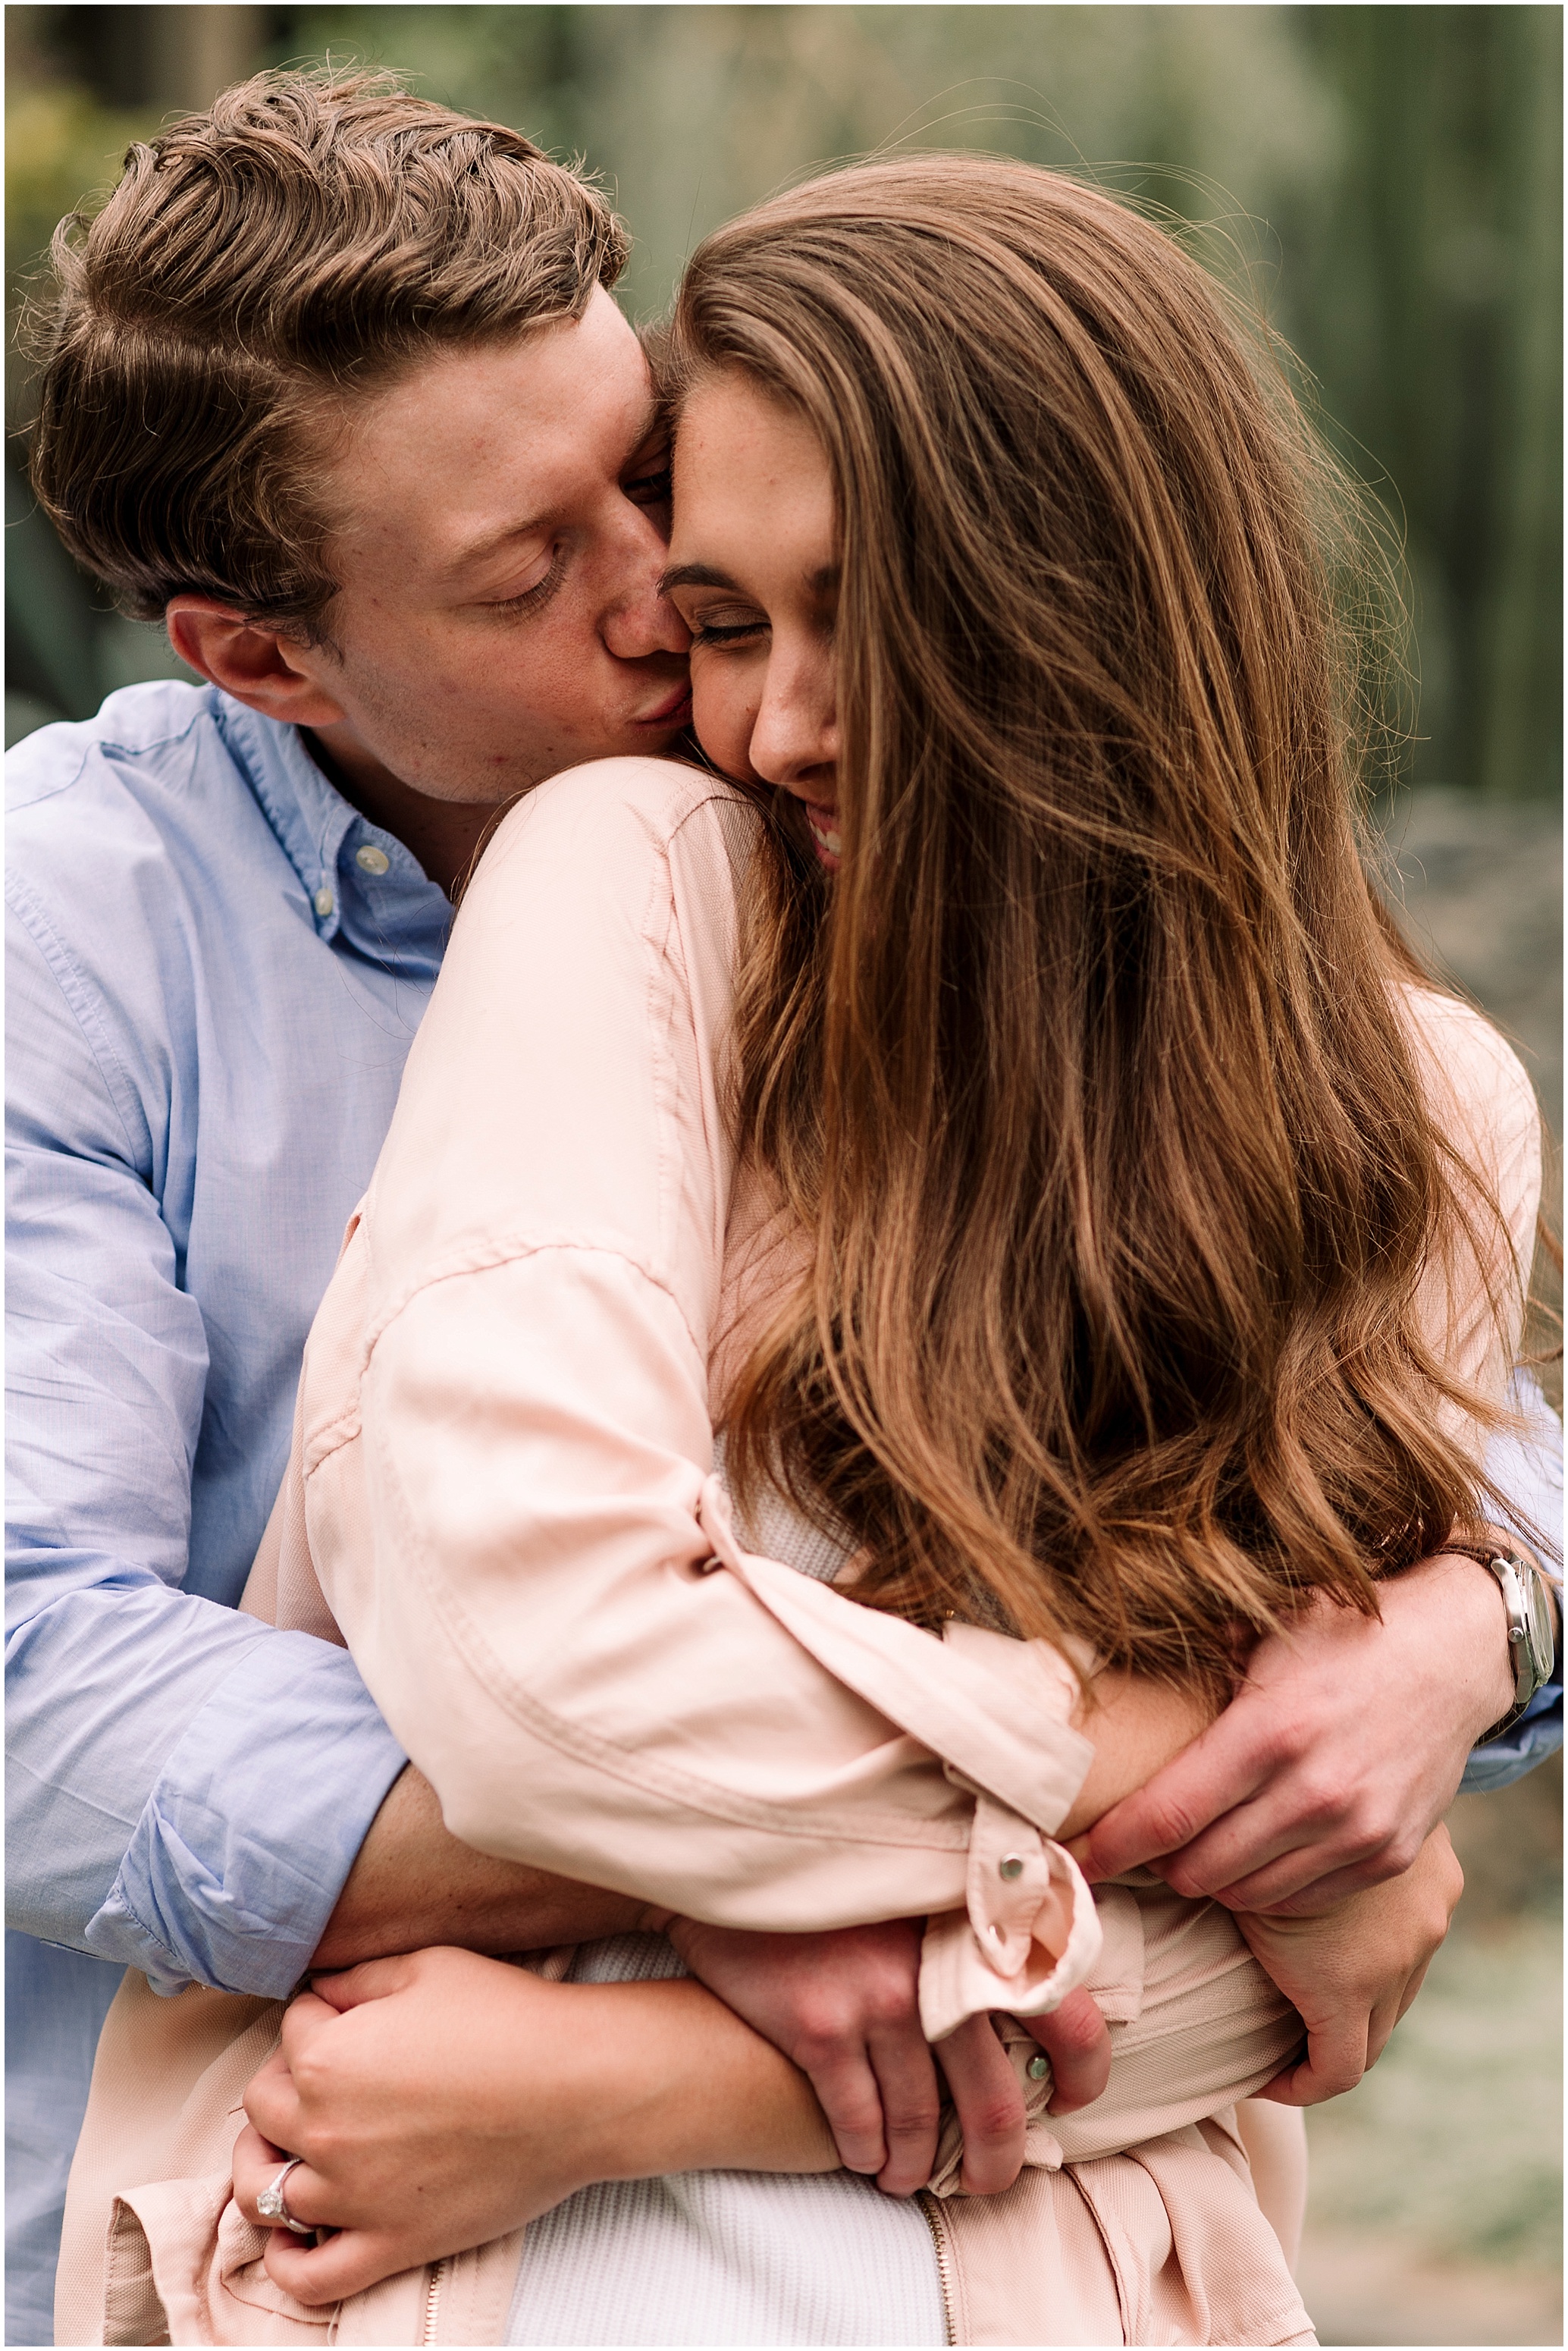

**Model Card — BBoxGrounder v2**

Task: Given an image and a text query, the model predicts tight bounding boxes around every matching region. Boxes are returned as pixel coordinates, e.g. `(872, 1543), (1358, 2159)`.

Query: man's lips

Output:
(636, 683), (693, 727)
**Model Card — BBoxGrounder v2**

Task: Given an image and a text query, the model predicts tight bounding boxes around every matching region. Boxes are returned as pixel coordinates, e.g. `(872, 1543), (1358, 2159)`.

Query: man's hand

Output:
(1074, 1552), (1515, 1913)
(1239, 1824), (1463, 2103)
(235, 1947), (837, 2305)
(665, 1916), (1112, 2195)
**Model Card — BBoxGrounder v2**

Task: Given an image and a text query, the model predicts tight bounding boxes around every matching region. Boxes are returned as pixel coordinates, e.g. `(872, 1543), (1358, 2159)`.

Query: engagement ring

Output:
(256, 2156), (315, 2235)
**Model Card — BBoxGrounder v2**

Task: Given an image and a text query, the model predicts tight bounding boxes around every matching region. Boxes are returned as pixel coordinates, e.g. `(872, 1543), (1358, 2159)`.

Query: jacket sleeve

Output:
(1403, 986), (1543, 1418)
(298, 761), (1100, 2033)
(5, 880), (405, 1995)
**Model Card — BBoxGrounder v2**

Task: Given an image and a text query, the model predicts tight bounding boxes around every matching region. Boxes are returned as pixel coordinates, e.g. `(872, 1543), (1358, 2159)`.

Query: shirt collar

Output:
(213, 693), (450, 978)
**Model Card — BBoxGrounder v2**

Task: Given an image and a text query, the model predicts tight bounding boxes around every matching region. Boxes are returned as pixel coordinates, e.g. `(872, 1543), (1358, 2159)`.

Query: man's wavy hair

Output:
(665, 156), (1537, 1697)
(26, 69), (626, 638)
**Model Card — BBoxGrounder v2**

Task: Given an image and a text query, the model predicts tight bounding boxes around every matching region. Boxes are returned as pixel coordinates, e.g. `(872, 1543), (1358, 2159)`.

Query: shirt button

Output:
(999, 1854), (1025, 1881)
(356, 845), (390, 875)
(313, 887), (334, 918)
(1027, 2053), (1050, 2081)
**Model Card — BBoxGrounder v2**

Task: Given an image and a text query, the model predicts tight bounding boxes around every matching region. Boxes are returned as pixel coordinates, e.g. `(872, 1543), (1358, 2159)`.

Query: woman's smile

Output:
(798, 798), (842, 868)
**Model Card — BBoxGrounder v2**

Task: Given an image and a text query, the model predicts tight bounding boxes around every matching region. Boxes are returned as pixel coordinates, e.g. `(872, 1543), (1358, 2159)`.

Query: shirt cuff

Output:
(83, 1630), (406, 1996)
(1460, 1682), (1563, 1794)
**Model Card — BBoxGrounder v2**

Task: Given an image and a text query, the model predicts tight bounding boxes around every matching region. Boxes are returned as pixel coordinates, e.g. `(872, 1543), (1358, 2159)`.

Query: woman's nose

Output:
(748, 655), (837, 786)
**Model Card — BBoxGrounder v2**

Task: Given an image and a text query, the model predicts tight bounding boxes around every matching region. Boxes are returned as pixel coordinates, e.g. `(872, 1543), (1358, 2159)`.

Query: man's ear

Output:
(165, 598), (350, 729)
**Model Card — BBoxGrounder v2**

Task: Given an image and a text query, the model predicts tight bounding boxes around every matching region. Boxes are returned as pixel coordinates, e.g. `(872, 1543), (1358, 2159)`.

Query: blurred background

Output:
(5, 8), (1561, 2343)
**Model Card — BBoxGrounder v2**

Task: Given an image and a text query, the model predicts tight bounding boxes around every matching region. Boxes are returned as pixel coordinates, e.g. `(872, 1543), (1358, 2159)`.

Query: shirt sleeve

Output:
(5, 884), (406, 1995)
(1459, 1370), (1563, 1794)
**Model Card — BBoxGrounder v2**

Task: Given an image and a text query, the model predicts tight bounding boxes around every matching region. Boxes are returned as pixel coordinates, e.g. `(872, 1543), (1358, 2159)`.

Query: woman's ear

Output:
(165, 597), (349, 729)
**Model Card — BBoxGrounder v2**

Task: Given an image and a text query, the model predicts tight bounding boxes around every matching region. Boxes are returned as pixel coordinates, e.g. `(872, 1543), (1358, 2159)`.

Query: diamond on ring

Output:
(256, 2157), (315, 2234)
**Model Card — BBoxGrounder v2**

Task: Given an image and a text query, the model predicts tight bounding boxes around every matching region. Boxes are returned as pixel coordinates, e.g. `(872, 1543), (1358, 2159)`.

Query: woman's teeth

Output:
(808, 811), (842, 858)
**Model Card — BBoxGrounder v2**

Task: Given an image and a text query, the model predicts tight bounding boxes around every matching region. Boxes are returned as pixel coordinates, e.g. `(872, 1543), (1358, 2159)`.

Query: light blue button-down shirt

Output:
(5, 681), (1561, 2346)
(6, 683), (447, 2343)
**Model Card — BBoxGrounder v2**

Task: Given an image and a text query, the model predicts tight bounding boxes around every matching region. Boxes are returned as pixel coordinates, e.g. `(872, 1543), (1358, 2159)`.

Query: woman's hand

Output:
(1236, 1822), (1465, 2103)
(1073, 1552), (1516, 1910)
(234, 1946), (836, 2305)
(665, 1916), (1112, 2193)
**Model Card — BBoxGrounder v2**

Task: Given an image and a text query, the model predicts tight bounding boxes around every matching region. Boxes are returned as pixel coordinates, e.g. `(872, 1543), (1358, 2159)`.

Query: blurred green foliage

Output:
(1305, 1899), (1562, 2266)
(6, 4), (1562, 796)
(1299, 1892), (1561, 2344)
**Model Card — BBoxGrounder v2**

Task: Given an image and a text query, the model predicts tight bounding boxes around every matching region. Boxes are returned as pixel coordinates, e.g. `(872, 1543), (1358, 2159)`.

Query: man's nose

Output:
(601, 507), (690, 662)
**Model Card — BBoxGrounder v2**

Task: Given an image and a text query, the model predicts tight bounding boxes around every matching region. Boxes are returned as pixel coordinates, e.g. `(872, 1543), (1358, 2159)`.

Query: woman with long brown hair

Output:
(60, 156), (1551, 2348)
(669, 153), (1541, 1706)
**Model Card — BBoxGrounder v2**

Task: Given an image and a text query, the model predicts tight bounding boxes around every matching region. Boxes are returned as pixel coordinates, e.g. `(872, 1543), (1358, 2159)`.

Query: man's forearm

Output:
(312, 1764), (644, 1968)
(1463, 1380), (1564, 1791)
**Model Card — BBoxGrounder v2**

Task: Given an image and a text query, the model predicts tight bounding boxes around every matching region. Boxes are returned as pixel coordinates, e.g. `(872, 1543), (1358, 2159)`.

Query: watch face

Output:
(1524, 1568), (1558, 1689)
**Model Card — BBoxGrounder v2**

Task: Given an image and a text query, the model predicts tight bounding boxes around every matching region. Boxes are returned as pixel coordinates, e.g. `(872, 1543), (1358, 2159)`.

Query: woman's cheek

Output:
(690, 661), (763, 783)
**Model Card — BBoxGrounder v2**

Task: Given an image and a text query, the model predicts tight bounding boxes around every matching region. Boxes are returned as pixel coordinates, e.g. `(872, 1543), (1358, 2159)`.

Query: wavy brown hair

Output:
(27, 69), (625, 639)
(665, 156), (1529, 1693)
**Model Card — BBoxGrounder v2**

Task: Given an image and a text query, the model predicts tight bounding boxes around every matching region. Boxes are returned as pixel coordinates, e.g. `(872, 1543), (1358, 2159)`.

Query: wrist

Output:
(483, 1975), (680, 2200)
(1410, 1550), (1519, 1740)
(566, 1979), (833, 2181)
(1443, 1533), (1559, 1744)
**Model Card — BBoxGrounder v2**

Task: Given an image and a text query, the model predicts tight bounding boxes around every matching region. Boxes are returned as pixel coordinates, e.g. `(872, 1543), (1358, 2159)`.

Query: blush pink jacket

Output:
(57, 757), (1538, 2348)
(251, 756), (1541, 2024)
(265, 761), (1109, 2040)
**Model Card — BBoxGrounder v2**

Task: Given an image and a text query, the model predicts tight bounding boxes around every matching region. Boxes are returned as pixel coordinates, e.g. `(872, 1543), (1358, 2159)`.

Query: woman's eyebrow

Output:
(660, 561), (741, 593)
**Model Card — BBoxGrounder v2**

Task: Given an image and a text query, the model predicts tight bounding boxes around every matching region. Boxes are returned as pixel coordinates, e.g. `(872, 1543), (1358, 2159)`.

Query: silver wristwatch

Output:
(1457, 1543), (1559, 1747)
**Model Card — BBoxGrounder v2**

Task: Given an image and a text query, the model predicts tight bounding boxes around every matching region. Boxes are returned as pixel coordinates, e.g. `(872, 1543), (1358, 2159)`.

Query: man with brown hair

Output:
(6, 71), (704, 2340)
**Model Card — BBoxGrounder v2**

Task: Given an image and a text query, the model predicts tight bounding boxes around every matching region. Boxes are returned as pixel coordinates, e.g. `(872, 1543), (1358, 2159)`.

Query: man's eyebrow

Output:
(625, 400), (667, 460)
(660, 562), (740, 594)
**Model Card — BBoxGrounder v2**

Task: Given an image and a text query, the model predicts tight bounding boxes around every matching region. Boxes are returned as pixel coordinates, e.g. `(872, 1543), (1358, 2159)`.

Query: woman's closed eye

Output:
(692, 616), (769, 647)
(677, 597), (770, 649)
